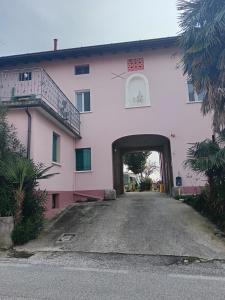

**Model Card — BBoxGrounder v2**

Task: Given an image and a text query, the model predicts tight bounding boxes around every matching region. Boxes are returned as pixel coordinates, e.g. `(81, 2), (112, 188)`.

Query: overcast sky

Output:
(0, 0), (179, 56)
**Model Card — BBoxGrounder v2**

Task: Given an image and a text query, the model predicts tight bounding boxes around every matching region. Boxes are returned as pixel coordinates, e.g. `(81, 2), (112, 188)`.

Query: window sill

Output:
(52, 162), (62, 167)
(79, 111), (92, 114)
(74, 73), (90, 76)
(125, 104), (151, 109)
(186, 101), (203, 104)
(75, 170), (93, 173)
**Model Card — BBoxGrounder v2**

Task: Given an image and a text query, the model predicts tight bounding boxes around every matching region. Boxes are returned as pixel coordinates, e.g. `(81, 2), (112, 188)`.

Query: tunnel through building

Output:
(112, 134), (173, 195)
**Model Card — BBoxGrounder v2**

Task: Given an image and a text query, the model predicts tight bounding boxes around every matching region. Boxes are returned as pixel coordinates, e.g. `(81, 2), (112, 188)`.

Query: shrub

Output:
(140, 177), (153, 191)
(23, 190), (47, 230)
(0, 176), (15, 217)
(12, 218), (38, 245)
(185, 131), (225, 230)
(184, 191), (225, 231)
(11, 190), (47, 245)
(10, 169), (53, 245)
(0, 107), (57, 245)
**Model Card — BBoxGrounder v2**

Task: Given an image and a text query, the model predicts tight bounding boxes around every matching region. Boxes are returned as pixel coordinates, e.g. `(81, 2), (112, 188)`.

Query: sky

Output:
(0, 0), (179, 56)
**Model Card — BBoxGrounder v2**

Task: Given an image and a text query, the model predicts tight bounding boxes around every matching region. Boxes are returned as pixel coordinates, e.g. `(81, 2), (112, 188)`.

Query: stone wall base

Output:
(104, 189), (116, 200)
(0, 216), (14, 249)
(45, 189), (117, 219)
(172, 186), (205, 197)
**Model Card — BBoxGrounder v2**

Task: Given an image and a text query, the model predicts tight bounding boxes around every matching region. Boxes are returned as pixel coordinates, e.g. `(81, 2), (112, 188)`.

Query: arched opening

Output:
(112, 134), (173, 195)
(125, 73), (150, 108)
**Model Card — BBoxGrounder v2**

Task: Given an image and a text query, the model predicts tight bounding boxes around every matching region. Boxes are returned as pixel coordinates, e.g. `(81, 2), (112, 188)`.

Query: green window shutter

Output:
(76, 92), (83, 112)
(76, 148), (91, 171)
(83, 148), (91, 170)
(76, 149), (83, 171)
(84, 91), (90, 111)
(52, 133), (57, 162)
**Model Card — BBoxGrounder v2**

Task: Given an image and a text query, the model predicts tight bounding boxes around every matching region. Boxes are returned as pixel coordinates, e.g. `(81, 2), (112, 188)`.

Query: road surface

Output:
(18, 192), (225, 259)
(1, 251), (225, 299)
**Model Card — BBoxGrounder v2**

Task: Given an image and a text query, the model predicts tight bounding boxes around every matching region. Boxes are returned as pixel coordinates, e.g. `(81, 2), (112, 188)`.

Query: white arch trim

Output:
(125, 73), (150, 108)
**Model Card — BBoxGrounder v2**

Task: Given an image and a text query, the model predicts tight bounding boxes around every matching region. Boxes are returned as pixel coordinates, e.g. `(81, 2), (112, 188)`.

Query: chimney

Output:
(53, 38), (58, 51)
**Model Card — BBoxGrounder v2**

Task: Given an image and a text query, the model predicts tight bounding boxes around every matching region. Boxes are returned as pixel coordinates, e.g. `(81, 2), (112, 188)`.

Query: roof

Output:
(1, 99), (81, 138)
(0, 36), (177, 67)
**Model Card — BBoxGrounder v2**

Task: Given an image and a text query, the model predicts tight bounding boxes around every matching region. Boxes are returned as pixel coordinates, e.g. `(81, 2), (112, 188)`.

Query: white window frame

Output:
(75, 64), (90, 75)
(75, 147), (92, 172)
(75, 90), (91, 113)
(187, 82), (205, 103)
(52, 132), (61, 165)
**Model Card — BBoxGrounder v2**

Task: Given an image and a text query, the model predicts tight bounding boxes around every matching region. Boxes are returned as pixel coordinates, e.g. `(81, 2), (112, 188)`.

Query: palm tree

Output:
(178, 0), (225, 132)
(1, 158), (58, 225)
(185, 130), (225, 202)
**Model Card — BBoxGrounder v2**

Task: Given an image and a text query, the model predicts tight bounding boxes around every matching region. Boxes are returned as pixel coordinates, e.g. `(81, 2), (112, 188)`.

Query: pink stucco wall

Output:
(37, 47), (211, 189)
(4, 45), (212, 197)
(8, 108), (75, 192)
(7, 108), (76, 217)
(30, 110), (75, 192)
(7, 109), (32, 156)
(45, 191), (74, 218)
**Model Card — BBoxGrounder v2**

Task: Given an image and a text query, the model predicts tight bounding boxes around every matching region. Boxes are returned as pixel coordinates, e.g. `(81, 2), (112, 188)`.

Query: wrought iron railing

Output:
(0, 68), (80, 135)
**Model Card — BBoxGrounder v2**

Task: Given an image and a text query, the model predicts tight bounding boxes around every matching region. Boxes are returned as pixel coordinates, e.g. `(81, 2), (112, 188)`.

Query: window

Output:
(75, 65), (89, 75)
(52, 194), (59, 209)
(75, 148), (91, 171)
(188, 82), (205, 102)
(52, 132), (60, 163)
(75, 91), (91, 112)
(19, 72), (32, 81)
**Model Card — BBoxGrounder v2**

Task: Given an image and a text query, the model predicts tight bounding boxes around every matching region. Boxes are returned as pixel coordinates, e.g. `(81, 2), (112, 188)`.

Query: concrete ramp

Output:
(16, 192), (225, 259)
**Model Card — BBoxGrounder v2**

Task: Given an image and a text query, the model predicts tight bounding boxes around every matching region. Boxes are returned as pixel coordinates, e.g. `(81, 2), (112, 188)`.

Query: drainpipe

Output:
(25, 108), (32, 159)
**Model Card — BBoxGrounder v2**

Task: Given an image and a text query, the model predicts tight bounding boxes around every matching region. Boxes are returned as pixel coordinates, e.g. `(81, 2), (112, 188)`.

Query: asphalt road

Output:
(1, 252), (225, 300)
(3, 192), (225, 299)
(19, 192), (225, 259)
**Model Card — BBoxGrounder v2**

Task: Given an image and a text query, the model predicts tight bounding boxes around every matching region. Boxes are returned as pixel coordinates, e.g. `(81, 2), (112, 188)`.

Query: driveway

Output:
(19, 192), (225, 259)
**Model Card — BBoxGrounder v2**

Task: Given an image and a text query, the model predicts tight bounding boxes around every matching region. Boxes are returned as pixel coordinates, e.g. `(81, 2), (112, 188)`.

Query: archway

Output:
(112, 134), (173, 195)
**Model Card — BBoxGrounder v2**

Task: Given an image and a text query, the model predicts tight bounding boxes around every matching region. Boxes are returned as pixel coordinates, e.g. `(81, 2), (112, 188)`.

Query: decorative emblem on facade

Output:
(127, 58), (144, 72)
(133, 90), (144, 104)
(111, 72), (127, 80)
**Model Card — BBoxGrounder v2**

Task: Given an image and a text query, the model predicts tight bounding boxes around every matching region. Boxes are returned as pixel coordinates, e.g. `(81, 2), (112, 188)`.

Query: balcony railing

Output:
(0, 68), (80, 135)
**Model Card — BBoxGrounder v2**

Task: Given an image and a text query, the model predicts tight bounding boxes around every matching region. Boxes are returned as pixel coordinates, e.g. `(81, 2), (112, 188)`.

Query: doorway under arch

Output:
(112, 134), (173, 195)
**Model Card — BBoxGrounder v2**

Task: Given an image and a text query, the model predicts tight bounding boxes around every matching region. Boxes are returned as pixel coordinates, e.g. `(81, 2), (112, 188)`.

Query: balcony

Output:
(0, 68), (80, 136)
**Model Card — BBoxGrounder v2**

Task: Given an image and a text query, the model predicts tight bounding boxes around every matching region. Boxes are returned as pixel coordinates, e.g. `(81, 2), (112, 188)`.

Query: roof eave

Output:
(0, 36), (178, 67)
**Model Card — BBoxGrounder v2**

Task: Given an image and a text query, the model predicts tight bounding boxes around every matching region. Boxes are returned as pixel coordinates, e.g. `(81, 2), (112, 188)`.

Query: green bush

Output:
(184, 131), (225, 231)
(183, 191), (225, 231)
(0, 176), (15, 217)
(140, 177), (153, 191)
(12, 218), (38, 245)
(23, 190), (47, 230)
(11, 185), (48, 245)
(0, 108), (55, 245)
(183, 193), (206, 211)
(11, 223), (28, 245)
(11, 190), (47, 245)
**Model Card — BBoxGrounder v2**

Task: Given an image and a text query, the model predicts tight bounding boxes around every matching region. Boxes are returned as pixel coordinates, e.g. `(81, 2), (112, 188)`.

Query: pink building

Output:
(0, 37), (211, 217)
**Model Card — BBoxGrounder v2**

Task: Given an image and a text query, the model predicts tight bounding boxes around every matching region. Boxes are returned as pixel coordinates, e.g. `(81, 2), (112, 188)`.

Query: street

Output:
(1, 251), (225, 299)
(2, 192), (225, 299)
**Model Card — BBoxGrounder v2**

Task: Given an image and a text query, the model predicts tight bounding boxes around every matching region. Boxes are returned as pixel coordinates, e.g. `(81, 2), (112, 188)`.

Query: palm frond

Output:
(178, 0), (225, 132)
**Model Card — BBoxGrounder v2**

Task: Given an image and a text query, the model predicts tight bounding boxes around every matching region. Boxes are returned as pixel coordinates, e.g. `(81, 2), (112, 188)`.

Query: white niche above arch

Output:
(125, 73), (150, 108)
